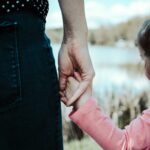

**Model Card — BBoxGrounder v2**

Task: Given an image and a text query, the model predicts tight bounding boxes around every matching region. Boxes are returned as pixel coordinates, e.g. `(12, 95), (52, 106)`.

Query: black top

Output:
(0, 0), (49, 21)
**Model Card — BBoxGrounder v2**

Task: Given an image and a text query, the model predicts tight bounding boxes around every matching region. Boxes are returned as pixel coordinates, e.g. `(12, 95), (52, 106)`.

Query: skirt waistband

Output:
(0, 10), (46, 34)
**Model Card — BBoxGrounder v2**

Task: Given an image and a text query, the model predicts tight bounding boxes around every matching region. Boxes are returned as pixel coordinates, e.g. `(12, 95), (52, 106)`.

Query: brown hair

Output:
(137, 20), (150, 57)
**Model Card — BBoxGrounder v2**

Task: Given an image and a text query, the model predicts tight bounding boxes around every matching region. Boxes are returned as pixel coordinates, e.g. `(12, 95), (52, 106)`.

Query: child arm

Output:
(69, 97), (150, 150)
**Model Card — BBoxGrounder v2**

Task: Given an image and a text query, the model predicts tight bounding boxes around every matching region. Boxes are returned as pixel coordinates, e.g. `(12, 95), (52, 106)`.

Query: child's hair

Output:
(137, 20), (150, 57)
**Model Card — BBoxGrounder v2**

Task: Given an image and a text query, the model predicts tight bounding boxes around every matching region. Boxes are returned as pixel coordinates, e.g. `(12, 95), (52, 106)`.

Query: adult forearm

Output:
(58, 0), (88, 40)
(58, 0), (94, 105)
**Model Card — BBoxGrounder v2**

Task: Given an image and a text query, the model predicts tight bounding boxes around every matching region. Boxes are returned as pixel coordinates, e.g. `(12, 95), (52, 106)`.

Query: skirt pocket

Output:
(0, 21), (22, 111)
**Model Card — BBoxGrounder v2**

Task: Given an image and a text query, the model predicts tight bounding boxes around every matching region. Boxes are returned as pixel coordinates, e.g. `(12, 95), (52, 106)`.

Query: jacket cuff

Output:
(69, 97), (98, 123)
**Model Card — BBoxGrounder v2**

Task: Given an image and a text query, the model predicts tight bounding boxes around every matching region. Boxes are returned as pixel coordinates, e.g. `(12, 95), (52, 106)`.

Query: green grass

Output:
(64, 137), (102, 150)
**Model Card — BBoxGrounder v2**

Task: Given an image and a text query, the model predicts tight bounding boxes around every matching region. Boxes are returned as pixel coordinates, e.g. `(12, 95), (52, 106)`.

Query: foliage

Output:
(64, 137), (102, 150)
(46, 16), (150, 46)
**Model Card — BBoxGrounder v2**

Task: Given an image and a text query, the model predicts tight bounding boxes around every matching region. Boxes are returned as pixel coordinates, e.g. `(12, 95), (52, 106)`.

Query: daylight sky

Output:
(46, 0), (150, 29)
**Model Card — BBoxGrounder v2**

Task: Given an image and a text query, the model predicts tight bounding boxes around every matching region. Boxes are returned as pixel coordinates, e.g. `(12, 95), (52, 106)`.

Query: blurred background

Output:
(46, 0), (150, 149)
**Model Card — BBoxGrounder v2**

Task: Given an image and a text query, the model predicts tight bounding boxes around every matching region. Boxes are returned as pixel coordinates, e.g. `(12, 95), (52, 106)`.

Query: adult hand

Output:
(58, 37), (95, 106)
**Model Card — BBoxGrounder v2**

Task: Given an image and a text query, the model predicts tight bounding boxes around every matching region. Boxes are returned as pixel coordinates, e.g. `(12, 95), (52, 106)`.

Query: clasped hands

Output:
(58, 38), (94, 109)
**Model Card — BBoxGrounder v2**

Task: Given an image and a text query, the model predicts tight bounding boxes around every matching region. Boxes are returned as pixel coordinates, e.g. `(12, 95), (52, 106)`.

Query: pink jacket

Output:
(69, 97), (150, 150)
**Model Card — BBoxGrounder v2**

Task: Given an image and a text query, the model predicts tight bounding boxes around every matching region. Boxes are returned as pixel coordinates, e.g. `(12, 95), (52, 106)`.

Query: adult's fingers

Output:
(59, 73), (67, 91)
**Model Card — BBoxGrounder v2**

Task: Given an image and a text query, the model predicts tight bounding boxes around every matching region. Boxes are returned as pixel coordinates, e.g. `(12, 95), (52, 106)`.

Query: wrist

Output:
(63, 27), (88, 44)
(61, 35), (88, 53)
(74, 92), (92, 111)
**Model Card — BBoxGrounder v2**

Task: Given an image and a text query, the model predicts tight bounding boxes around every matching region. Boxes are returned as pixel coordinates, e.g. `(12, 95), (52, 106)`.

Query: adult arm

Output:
(70, 97), (150, 150)
(58, 0), (95, 106)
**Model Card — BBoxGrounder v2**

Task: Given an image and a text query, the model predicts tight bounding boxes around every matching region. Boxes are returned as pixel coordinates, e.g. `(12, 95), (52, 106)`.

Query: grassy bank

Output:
(64, 137), (102, 150)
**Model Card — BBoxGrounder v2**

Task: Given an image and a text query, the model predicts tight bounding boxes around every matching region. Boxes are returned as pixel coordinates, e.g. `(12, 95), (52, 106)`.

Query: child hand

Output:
(61, 72), (92, 110)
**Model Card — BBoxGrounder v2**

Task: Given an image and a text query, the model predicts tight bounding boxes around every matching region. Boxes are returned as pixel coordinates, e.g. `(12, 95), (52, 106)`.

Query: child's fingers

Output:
(66, 81), (88, 106)
(74, 72), (82, 82)
(59, 91), (65, 97)
(59, 91), (68, 105)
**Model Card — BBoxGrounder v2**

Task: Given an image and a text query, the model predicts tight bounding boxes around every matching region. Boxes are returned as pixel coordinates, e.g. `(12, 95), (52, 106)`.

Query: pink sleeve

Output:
(69, 97), (150, 150)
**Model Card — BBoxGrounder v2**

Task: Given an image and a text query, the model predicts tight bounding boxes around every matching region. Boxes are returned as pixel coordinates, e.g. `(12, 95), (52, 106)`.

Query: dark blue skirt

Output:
(0, 11), (63, 150)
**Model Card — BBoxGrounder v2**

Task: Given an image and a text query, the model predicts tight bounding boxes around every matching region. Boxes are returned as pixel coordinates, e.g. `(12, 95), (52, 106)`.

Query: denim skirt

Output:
(0, 11), (63, 150)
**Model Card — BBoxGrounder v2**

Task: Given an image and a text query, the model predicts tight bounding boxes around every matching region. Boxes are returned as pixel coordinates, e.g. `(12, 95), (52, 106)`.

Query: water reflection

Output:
(51, 43), (150, 96)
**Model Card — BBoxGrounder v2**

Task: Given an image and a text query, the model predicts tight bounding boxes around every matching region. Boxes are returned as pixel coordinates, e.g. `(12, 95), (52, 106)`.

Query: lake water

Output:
(51, 43), (150, 96)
